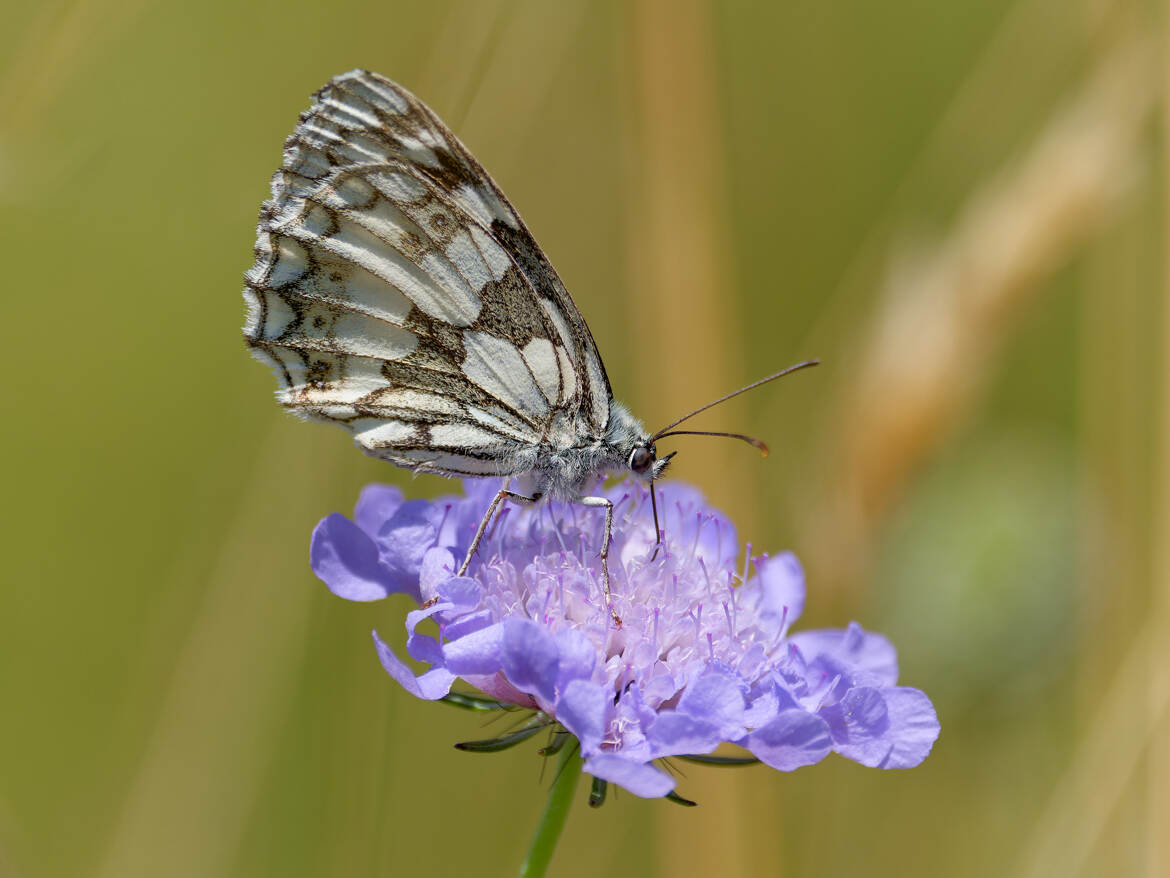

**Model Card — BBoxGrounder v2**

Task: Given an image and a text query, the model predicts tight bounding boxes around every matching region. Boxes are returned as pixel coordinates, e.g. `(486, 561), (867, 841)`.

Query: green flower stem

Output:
(518, 742), (582, 878)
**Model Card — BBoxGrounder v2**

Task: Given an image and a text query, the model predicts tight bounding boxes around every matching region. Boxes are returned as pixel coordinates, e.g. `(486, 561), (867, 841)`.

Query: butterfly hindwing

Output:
(244, 70), (613, 476)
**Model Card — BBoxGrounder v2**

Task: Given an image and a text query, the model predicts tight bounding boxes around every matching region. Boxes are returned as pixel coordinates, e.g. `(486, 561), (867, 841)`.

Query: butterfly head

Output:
(627, 441), (676, 483)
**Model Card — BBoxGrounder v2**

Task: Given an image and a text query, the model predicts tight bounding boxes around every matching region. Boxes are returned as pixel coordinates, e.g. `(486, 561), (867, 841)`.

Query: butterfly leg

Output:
(648, 482), (664, 561)
(579, 495), (621, 628)
(457, 488), (541, 578)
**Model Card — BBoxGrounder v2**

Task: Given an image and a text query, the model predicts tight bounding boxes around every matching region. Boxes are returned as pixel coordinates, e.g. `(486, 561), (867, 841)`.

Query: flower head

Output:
(311, 478), (939, 798)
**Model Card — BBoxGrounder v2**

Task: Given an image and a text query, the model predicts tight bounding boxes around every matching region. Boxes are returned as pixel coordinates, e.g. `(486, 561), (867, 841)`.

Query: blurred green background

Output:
(3, 0), (1166, 876)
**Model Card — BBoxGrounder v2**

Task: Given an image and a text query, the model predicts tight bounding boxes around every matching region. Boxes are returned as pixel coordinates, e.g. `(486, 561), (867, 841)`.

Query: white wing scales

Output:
(244, 70), (615, 475)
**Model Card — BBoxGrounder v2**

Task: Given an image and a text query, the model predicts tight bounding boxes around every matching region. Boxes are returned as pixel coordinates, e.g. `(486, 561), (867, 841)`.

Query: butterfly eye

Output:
(629, 445), (655, 475)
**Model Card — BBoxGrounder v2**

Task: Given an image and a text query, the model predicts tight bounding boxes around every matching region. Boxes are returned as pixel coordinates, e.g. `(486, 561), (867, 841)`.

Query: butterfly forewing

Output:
(244, 69), (613, 477)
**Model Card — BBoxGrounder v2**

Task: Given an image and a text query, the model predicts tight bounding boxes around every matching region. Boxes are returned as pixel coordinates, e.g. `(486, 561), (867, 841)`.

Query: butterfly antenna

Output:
(649, 360), (820, 446)
(651, 430), (771, 456)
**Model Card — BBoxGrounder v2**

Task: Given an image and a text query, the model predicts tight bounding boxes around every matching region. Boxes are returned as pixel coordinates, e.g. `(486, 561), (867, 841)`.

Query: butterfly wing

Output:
(243, 70), (613, 476)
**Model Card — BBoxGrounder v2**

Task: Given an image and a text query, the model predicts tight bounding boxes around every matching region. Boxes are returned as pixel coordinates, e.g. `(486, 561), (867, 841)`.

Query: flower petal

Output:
(406, 629), (444, 665)
(755, 551), (805, 625)
(744, 683), (788, 729)
(443, 623), (505, 675)
(833, 687), (940, 769)
(555, 628), (596, 692)
(354, 484), (404, 537)
(438, 575), (482, 608)
(820, 686), (889, 747)
(378, 500), (442, 573)
(501, 619), (559, 707)
(419, 547), (456, 603)
(677, 672), (746, 739)
(584, 755), (675, 798)
(404, 601), (448, 636)
(744, 709), (833, 770)
(443, 609), (494, 642)
(463, 673), (538, 708)
(647, 712), (723, 756)
(311, 513), (398, 601)
(609, 688), (655, 762)
(372, 630), (454, 700)
(790, 623), (899, 686)
(556, 679), (610, 753)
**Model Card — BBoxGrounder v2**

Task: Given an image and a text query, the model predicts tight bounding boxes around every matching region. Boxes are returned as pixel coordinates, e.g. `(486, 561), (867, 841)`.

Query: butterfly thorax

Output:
(526, 401), (648, 502)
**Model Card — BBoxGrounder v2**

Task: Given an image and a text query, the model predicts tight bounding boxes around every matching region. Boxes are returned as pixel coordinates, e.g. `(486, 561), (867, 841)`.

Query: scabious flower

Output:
(311, 478), (939, 799)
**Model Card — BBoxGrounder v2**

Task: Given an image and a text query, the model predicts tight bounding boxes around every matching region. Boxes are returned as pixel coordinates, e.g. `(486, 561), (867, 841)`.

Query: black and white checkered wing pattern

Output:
(244, 70), (613, 477)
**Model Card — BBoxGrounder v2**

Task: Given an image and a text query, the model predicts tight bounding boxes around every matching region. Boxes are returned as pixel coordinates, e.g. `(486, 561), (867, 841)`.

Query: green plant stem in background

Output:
(518, 744), (582, 878)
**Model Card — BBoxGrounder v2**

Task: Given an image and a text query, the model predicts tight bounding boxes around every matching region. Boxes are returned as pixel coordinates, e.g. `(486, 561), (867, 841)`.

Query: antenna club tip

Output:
(760, 445), (770, 458)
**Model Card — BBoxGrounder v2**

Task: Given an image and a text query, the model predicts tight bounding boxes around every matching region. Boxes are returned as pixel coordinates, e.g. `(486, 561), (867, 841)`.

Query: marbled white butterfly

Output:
(243, 70), (815, 624)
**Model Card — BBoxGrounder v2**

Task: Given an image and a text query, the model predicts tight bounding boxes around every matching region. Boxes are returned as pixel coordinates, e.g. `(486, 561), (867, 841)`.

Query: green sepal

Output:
(439, 691), (512, 711)
(537, 728), (570, 757)
(675, 753), (759, 766)
(454, 719), (549, 752)
(588, 776), (608, 808)
(665, 790), (698, 807)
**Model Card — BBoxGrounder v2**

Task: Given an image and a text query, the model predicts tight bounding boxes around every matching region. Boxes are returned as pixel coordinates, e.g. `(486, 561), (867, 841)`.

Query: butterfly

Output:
(243, 70), (815, 625)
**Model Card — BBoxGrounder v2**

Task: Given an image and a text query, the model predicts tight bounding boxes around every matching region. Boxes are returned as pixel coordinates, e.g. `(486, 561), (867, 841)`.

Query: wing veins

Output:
(245, 70), (619, 475)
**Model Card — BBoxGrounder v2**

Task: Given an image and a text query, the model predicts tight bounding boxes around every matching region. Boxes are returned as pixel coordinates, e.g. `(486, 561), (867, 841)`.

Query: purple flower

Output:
(312, 479), (940, 798)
